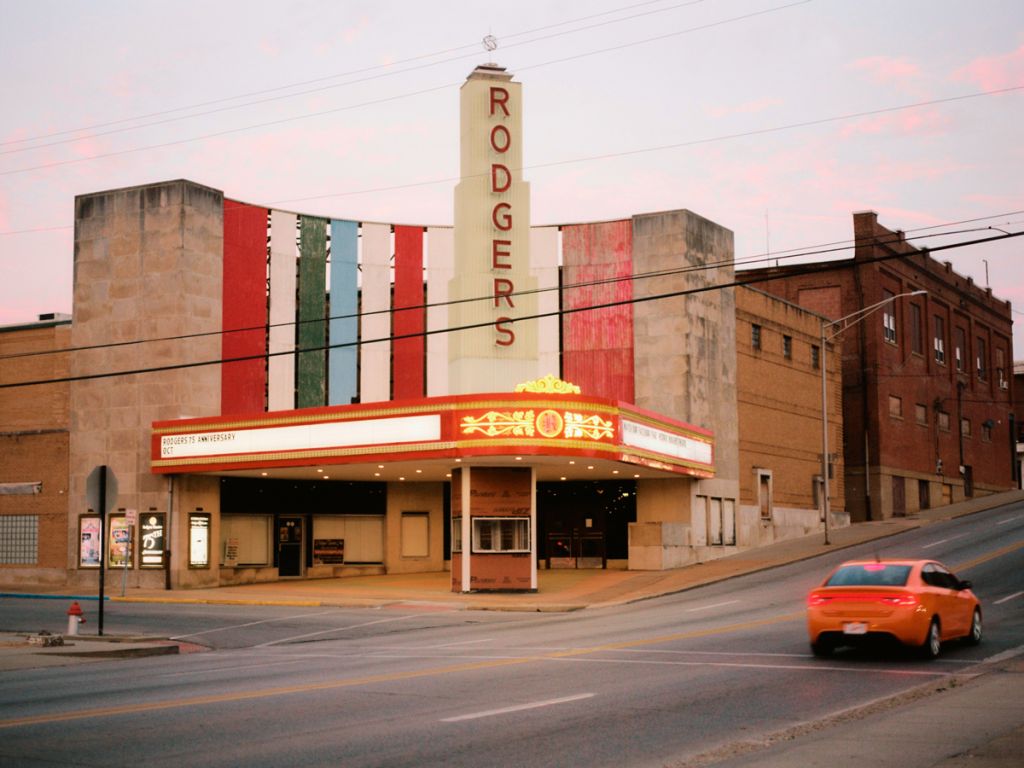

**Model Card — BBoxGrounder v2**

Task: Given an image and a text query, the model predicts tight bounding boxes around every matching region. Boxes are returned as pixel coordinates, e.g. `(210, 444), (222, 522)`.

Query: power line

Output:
(2, 220), (1016, 363)
(0, 1), (814, 178)
(252, 86), (1024, 208)
(2, 228), (1018, 390)
(0, 1), (712, 158)
(3, 79), (1016, 231)
(0, 0), (692, 151)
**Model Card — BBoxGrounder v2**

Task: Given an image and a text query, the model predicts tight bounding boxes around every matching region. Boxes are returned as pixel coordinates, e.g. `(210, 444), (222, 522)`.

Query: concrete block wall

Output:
(67, 180), (224, 589)
(629, 210), (739, 566)
(631, 210), (738, 488)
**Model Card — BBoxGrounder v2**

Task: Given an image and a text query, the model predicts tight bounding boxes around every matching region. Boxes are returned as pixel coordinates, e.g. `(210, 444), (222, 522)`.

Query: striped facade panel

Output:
(360, 223), (392, 403)
(425, 227), (454, 397)
(530, 226), (561, 380)
(561, 220), (635, 402)
(392, 226), (425, 400)
(297, 216), (327, 408)
(221, 200), (268, 415)
(268, 210), (297, 412)
(329, 219), (359, 406)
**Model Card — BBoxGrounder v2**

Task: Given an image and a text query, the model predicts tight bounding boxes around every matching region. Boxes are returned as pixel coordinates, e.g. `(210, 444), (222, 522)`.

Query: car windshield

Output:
(826, 564), (912, 587)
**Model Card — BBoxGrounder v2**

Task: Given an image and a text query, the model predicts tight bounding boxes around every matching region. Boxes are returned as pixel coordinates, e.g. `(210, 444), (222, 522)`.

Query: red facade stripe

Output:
(393, 226), (425, 399)
(221, 200), (268, 415)
(561, 220), (635, 402)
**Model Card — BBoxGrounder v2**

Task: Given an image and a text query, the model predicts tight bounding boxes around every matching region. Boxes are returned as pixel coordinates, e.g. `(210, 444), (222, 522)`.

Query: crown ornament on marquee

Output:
(514, 374), (581, 395)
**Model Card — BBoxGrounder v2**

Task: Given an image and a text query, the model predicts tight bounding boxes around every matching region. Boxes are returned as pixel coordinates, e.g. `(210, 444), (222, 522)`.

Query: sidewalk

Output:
(0, 633), (184, 671)
(4, 490), (1021, 615)
(93, 488), (1024, 611)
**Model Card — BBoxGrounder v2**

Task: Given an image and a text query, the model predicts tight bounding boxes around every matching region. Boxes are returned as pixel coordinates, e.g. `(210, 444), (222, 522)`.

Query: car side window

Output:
(921, 564), (939, 587)
(931, 564), (957, 590)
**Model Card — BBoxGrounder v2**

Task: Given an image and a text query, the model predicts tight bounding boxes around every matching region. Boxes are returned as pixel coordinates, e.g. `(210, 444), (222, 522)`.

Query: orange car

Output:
(806, 559), (981, 659)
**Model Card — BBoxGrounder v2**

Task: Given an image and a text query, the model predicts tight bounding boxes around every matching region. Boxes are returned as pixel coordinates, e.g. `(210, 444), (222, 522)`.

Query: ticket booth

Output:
(451, 466), (536, 593)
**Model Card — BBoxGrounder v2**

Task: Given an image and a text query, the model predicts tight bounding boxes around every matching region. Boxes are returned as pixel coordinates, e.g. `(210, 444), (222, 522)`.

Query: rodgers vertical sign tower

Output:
(449, 64), (539, 393)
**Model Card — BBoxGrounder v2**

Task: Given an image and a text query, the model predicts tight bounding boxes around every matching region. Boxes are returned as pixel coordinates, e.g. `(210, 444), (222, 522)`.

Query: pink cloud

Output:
(953, 44), (1024, 90)
(849, 56), (921, 84)
(839, 108), (950, 138)
(342, 15), (369, 44)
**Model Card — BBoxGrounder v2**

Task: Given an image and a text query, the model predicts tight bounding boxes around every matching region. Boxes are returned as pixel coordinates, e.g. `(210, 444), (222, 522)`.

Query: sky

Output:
(1, 0), (1022, 354)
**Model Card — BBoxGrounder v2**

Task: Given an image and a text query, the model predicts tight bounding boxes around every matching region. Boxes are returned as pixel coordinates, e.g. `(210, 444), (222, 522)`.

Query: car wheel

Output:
(965, 608), (982, 646)
(919, 617), (941, 660)
(811, 638), (833, 658)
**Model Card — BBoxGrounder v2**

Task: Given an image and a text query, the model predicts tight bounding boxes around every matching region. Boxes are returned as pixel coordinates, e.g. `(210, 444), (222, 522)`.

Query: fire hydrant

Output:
(66, 602), (85, 636)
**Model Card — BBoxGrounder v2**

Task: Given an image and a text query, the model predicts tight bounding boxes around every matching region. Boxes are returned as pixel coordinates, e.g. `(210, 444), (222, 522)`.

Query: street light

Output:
(820, 289), (927, 544)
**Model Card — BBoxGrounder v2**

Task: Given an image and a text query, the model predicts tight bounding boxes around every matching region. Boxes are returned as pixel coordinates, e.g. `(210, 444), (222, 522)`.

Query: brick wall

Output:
(0, 321), (71, 585)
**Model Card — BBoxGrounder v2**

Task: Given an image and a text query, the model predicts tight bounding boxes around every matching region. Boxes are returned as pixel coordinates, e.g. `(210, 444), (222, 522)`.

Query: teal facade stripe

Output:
(297, 216), (327, 408)
(329, 220), (359, 405)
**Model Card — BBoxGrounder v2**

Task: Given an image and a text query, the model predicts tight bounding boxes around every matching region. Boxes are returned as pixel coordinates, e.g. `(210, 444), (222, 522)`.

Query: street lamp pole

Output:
(820, 290), (926, 544)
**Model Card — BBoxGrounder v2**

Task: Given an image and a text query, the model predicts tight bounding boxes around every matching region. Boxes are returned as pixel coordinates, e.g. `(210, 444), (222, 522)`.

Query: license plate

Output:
(843, 622), (868, 635)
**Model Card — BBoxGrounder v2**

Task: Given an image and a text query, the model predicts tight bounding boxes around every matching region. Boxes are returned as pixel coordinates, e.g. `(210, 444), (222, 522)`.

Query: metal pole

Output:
(98, 466), (106, 636)
(821, 323), (831, 545)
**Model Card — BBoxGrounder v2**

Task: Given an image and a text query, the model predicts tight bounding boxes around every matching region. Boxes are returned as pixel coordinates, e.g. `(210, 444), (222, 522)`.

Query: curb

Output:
(45, 644), (180, 660)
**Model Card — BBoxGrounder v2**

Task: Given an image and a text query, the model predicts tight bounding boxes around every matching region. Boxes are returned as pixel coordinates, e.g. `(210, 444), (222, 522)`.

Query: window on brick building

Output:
(955, 327), (966, 372)
(910, 303), (923, 355)
(888, 395), (903, 418)
(783, 335), (792, 360)
(751, 324), (762, 351)
(915, 403), (927, 425)
(982, 421), (993, 442)
(0, 515), (38, 565)
(996, 348), (1007, 389)
(811, 345), (820, 370)
(962, 418), (972, 438)
(882, 289), (897, 343)
(937, 411), (950, 432)
(976, 337), (987, 380)
(933, 316), (945, 364)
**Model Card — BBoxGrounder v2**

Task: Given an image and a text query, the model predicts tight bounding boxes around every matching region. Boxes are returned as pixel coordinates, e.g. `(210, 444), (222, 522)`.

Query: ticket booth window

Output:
(472, 518), (530, 553)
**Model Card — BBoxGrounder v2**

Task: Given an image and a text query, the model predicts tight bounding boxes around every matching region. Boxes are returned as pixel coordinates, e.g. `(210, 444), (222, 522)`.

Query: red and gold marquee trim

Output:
(151, 390), (714, 478)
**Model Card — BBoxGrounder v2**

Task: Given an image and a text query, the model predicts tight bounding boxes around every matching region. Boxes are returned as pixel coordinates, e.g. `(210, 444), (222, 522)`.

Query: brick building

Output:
(736, 287), (845, 541)
(742, 211), (1015, 520)
(0, 315), (71, 586)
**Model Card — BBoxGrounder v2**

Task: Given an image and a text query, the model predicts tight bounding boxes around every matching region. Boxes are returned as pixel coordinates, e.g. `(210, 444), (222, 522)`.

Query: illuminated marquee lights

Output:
(460, 409), (614, 441)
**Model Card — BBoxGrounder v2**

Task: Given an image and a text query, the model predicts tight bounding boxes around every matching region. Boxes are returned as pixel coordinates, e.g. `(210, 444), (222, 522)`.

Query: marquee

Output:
(151, 390), (714, 478)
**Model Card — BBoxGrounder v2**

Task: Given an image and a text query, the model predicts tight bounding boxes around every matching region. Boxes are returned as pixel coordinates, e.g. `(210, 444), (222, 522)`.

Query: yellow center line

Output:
(955, 539), (1024, 572)
(0, 612), (802, 730)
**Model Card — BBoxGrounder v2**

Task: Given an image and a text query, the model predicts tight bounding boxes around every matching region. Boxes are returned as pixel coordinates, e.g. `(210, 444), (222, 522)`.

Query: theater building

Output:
(1, 64), (845, 592)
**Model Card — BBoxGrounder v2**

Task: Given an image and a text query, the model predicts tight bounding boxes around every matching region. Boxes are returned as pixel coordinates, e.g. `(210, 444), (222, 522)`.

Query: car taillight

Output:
(880, 594), (919, 606)
(807, 591), (918, 607)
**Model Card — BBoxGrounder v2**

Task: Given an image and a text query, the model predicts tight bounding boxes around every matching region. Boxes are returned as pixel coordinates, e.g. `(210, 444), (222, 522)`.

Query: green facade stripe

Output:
(297, 216), (327, 408)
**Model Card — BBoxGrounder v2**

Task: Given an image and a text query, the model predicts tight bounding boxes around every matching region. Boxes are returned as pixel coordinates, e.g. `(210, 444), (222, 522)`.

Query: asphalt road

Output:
(1, 503), (1022, 767)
